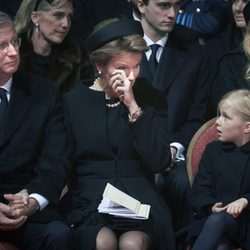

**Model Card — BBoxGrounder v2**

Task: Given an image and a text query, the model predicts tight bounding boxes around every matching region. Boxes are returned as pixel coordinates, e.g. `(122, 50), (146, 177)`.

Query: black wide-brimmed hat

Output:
(85, 16), (144, 53)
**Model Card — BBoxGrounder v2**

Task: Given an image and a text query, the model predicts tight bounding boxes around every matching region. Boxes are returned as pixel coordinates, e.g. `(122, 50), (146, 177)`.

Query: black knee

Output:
(44, 221), (72, 250)
(205, 212), (231, 231)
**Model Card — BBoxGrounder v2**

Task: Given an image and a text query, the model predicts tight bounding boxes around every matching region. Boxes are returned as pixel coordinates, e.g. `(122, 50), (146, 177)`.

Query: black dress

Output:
(61, 79), (176, 250)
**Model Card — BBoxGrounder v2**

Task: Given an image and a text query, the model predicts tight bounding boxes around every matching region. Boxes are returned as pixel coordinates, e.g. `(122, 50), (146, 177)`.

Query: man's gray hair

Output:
(0, 11), (13, 29)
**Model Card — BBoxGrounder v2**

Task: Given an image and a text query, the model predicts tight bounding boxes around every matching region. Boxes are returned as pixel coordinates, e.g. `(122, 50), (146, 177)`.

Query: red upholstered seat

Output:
(186, 117), (218, 185)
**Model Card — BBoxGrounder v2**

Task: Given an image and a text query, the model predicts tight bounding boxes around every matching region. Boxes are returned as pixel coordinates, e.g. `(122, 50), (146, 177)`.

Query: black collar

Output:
(222, 141), (250, 153)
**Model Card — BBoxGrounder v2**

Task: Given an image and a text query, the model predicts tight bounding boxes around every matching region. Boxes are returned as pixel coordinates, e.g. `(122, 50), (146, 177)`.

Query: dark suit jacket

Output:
(0, 72), (70, 222)
(139, 33), (210, 148)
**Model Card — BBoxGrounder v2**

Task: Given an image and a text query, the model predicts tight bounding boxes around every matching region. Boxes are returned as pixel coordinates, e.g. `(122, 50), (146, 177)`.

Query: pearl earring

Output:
(34, 23), (40, 33)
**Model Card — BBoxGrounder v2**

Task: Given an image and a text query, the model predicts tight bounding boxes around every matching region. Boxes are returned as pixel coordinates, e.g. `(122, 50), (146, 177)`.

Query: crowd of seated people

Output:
(0, 0), (250, 250)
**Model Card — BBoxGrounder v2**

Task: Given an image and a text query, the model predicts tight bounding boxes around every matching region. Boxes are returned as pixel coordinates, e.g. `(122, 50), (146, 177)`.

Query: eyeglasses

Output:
(34, 0), (53, 11)
(0, 38), (21, 55)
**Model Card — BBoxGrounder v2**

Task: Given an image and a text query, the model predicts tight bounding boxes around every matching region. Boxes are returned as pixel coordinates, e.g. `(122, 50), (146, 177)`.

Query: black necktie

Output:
(0, 88), (8, 126)
(148, 44), (160, 75)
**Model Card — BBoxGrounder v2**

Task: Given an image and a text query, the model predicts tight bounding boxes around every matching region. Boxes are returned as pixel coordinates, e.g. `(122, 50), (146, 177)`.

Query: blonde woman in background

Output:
(14, 0), (81, 94)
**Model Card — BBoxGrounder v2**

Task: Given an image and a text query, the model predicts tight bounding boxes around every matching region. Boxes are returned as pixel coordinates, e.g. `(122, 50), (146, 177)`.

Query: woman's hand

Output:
(110, 70), (138, 110)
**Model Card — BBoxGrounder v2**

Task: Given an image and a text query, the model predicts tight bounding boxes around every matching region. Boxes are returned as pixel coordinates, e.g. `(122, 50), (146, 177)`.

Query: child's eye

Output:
(223, 114), (231, 120)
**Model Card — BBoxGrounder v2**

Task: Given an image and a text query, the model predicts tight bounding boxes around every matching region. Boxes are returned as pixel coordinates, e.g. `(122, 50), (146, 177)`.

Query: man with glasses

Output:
(0, 11), (71, 250)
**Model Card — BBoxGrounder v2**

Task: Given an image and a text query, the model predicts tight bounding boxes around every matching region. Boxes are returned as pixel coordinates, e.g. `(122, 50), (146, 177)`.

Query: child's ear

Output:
(243, 122), (250, 134)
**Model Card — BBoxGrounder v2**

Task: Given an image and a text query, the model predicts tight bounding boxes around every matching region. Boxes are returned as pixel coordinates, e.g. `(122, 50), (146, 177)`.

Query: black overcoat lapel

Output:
(0, 73), (32, 145)
(154, 44), (187, 92)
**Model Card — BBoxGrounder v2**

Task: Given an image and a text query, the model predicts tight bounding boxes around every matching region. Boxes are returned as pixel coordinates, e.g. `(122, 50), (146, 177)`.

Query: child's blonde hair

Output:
(218, 89), (250, 121)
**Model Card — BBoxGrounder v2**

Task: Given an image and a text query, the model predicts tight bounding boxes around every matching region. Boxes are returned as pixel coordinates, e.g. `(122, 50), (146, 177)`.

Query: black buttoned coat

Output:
(189, 140), (250, 249)
(61, 79), (176, 250)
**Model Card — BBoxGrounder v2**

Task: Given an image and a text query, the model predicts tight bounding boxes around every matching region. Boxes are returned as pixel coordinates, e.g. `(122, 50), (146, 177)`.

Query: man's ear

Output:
(243, 122), (250, 134)
(31, 11), (39, 25)
(137, 0), (145, 15)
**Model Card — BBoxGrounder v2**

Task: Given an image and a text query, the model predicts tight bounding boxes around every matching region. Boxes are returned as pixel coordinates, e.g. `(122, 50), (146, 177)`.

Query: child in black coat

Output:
(189, 89), (250, 250)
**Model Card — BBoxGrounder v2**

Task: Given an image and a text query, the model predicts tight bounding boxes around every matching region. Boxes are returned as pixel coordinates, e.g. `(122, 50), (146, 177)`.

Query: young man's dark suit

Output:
(140, 32), (210, 149)
(0, 71), (71, 249)
(139, 30), (210, 241)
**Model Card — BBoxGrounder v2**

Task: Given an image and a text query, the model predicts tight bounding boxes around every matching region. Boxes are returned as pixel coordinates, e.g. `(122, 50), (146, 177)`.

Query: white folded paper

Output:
(98, 183), (150, 220)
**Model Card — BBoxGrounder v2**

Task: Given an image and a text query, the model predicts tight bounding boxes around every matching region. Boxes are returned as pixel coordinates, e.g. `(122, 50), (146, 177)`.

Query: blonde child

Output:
(189, 89), (250, 250)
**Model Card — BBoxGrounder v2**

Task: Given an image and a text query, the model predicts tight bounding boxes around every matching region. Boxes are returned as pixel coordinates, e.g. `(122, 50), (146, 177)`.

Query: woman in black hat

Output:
(60, 17), (176, 250)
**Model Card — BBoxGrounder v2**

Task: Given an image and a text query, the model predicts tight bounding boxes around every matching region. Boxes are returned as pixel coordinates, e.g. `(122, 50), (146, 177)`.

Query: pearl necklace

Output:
(106, 101), (121, 108)
(90, 77), (121, 108)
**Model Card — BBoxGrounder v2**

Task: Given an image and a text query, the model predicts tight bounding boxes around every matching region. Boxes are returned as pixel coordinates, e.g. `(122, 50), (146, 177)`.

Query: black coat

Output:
(139, 33), (210, 149)
(18, 33), (81, 94)
(189, 141), (250, 249)
(61, 78), (176, 250)
(211, 47), (249, 112)
(0, 72), (70, 222)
